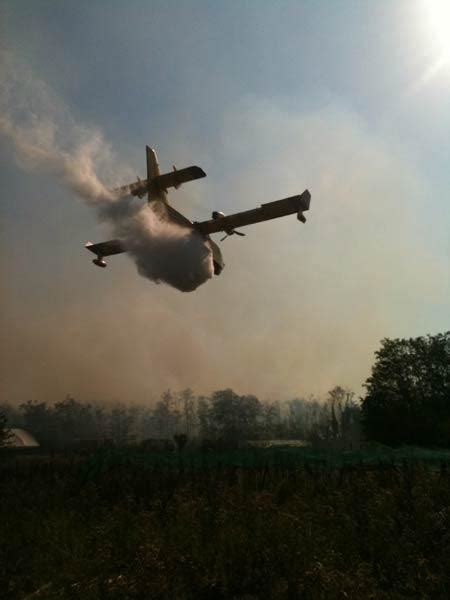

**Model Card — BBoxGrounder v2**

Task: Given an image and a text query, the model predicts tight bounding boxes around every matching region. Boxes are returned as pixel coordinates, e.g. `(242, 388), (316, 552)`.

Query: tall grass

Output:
(1, 450), (450, 599)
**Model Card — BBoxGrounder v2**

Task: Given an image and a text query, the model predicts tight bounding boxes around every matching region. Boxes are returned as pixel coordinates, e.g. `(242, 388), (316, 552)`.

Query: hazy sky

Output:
(1, 0), (449, 406)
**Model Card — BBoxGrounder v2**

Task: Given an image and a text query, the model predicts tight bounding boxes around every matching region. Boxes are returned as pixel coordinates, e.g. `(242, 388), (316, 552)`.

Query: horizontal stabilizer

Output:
(195, 190), (311, 235)
(85, 239), (125, 257)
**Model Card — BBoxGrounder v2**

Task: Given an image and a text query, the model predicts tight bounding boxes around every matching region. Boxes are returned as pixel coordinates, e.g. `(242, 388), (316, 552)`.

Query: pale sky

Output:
(1, 0), (449, 405)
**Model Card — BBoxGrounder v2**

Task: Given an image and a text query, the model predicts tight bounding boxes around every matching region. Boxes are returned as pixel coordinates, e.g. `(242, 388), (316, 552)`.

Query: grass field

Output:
(2, 448), (450, 599)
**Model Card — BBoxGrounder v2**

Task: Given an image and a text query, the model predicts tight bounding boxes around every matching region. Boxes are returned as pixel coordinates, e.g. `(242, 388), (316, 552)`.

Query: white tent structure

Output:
(3, 428), (39, 447)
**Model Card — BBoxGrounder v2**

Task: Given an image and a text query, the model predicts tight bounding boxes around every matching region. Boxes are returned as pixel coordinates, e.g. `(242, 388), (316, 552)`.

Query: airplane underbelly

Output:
(208, 238), (224, 275)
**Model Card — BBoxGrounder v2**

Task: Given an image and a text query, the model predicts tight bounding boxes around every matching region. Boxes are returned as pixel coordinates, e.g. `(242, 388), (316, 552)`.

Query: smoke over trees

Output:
(1, 387), (361, 450)
(4, 332), (449, 451)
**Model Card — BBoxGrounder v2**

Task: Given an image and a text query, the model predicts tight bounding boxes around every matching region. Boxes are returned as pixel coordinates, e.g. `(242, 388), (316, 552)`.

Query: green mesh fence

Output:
(79, 445), (450, 478)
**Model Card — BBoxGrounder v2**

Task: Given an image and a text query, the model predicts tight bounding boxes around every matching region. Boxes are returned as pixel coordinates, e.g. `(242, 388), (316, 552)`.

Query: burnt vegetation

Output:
(1, 331), (450, 599)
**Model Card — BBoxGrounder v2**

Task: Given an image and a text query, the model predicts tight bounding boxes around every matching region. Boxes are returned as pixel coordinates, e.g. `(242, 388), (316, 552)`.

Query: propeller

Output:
(220, 230), (246, 242)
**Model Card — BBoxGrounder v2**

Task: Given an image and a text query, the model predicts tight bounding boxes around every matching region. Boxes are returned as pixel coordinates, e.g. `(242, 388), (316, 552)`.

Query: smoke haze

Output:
(1, 52), (448, 406)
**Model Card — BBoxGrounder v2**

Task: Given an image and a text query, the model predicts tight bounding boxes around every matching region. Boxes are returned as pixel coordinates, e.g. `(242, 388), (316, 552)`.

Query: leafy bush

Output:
(362, 332), (450, 446)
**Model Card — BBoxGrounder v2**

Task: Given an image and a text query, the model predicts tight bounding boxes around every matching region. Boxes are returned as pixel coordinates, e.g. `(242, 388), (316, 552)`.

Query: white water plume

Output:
(107, 200), (213, 291)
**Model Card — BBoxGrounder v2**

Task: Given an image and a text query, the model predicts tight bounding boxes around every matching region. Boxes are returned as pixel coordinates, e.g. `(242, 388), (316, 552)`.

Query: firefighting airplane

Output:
(85, 146), (311, 275)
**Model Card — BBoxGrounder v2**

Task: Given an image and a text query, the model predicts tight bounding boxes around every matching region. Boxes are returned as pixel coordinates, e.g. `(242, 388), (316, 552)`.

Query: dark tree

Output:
(205, 389), (262, 445)
(0, 411), (12, 446)
(109, 405), (134, 445)
(362, 332), (450, 446)
(152, 390), (178, 439)
(53, 395), (97, 442)
(288, 397), (329, 441)
(326, 386), (360, 447)
(0, 403), (22, 428)
(178, 388), (196, 437)
(20, 401), (55, 444)
(197, 396), (211, 440)
(261, 401), (282, 438)
(173, 433), (188, 452)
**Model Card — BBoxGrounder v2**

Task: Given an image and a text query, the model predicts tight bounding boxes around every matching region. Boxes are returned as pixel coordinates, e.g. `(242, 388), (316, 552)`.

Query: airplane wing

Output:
(85, 239), (125, 257)
(113, 167), (206, 199)
(154, 166), (206, 191)
(194, 190), (311, 235)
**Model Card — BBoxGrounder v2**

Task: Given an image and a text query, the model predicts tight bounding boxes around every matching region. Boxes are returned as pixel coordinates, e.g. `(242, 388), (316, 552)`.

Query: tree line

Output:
(0, 386), (360, 449)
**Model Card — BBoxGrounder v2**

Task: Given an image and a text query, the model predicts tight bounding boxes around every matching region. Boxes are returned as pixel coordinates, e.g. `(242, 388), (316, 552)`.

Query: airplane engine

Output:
(130, 184), (147, 199)
(93, 258), (107, 268)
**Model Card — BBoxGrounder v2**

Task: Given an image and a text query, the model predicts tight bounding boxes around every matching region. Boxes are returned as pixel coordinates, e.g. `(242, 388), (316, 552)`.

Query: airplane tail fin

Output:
(146, 146), (161, 180)
(146, 146), (167, 203)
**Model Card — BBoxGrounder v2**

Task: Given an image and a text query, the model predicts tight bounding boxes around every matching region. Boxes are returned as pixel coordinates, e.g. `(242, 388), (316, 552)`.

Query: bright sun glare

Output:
(425, 0), (450, 63)
(416, 0), (450, 84)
